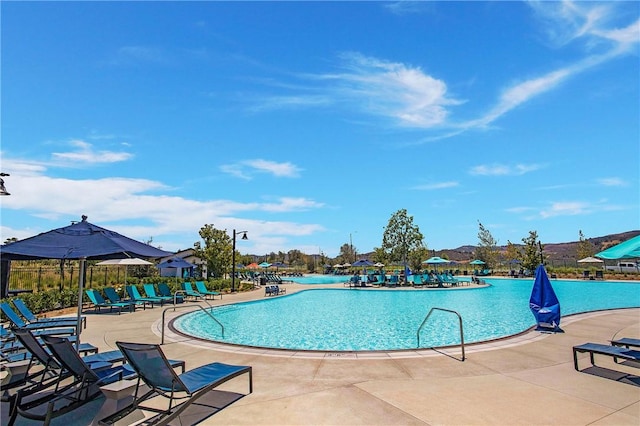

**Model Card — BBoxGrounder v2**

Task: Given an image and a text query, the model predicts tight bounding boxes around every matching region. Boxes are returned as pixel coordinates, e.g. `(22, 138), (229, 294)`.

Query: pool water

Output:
(287, 275), (351, 284)
(173, 279), (640, 351)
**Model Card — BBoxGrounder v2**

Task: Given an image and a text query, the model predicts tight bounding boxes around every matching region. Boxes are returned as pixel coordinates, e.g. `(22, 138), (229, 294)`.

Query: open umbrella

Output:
(469, 259), (486, 265)
(96, 258), (153, 285)
(595, 235), (640, 259)
(258, 262), (272, 268)
(157, 257), (195, 279)
(0, 215), (171, 347)
(352, 259), (374, 275)
(422, 256), (450, 271)
(577, 257), (604, 264)
(246, 262), (259, 269)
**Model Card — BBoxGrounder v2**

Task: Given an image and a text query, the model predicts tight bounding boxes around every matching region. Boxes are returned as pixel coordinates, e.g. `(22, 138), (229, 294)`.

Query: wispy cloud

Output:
(248, 95), (332, 112)
(384, 1), (433, 16)
(469, 163), (544, 176)
(539, 201), (591, 218)
(596, 177), (628, 187)
(51, 140), (133, 165)
(507, 198), (629, 220)
(411, 181), (459, 190)
(220, 159), (302, 180)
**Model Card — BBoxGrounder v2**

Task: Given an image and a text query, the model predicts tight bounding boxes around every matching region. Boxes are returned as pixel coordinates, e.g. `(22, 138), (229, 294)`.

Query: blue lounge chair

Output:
(143, 283), (174, 304)
(8, 335), (133, 425)
(102, 341), (252, 425)
(84, 289), (133, 314)
(387, 275), (399, 287)
(12, 298), (86, 330)
(180, 282), (204, 301)
(104, 286), (144, 310)
(0, 302), (76, 335)
(125, 285), (163, 307)
(195, 281), (221, 300)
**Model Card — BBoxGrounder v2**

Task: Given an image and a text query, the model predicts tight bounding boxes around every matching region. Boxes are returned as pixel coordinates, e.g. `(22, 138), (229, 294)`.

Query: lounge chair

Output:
(573, 343), (640, 371)
(195, 281), (222, 300)
(8, 335), (133, 426)
(143, 283), (174, 304)
(84, 289), (133, 314)
(104, 286), (144, 310)
(12, 298), (86, 330)
(594, 270), (604, 280)
(611, 338), (640, 350)
(582, 270), (591, 280)
(180, 282), (204, 301)
(386, 275), (399, 287)
(0, 302), (76, 335)
(125, 285), (163, 307)
(410, 275), (424, 287)
(157, 282), (184, 303)
(100, 341), (252, 425)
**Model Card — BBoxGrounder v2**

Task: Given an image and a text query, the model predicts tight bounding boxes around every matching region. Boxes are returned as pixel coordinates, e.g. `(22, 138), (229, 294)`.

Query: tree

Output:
(408, 246), (431, 272)
(381, 209), (424, 269)
(521, 231), (543, 273)
(337, 243), (356, 265)
(576, 230), (595, 260)
(474, 221), (499, 268)
(192, 224), (232, 279)
(504, 240), (522, 271)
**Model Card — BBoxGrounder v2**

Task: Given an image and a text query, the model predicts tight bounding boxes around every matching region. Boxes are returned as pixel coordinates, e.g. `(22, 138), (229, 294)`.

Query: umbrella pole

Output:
(76, 257), (86, 349)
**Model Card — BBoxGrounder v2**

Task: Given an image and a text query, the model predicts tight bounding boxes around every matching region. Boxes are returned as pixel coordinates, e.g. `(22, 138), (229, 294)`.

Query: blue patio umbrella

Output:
(469, 259), (486, 265)
(422, 256), (450, 271)
(157, 257), (195, 278)
(352, 259), (374, 274)
(0, 215), (172, 347)
(258, 262), (272, 268)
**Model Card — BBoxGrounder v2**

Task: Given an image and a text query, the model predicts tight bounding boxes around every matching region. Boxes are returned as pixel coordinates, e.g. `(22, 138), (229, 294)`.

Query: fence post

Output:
(37, 267), (43, 292)
(70, 267), (74, 290)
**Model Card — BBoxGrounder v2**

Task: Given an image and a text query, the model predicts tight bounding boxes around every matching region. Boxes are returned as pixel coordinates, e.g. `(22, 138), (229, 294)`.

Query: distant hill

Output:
(358, 230), (640, 264)
(440, 230), (640, 263)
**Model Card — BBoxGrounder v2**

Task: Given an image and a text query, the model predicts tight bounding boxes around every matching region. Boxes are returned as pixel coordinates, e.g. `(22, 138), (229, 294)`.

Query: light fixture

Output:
(232, 230), (248, 293)
(0, 173), (10, 196)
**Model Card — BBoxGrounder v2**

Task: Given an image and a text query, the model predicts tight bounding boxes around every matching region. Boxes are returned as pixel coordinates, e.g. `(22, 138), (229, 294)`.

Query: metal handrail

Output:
(416, 307), (465, 361)
(161, 294), (224, 344)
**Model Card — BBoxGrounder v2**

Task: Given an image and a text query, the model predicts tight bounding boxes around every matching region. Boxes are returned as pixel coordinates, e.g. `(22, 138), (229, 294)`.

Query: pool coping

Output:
(154, 307), (626, 360)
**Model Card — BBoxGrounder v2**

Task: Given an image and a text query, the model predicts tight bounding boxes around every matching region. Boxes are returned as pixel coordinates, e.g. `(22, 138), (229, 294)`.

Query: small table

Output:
(92, 379), (144, 426)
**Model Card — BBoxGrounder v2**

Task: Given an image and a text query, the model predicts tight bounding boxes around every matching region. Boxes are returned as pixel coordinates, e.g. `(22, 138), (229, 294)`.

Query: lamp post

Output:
(231, 230), (248, 293)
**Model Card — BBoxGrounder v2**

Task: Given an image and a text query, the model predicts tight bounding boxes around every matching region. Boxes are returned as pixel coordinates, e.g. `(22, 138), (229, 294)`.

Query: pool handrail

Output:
(417, 307), (465, 361)
(161, 300), (224, 344)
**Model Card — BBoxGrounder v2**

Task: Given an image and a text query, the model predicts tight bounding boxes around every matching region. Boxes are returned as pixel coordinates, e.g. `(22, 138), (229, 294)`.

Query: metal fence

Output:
(7, 266), (133, 294)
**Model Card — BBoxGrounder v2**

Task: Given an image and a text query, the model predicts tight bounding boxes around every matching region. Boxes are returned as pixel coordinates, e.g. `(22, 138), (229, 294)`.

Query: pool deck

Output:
(7, 281), (640, 425)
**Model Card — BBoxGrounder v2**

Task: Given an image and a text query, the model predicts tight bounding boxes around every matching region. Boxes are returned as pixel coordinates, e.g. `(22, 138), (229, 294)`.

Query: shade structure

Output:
(258, 262), (272, 268)
(595, 235), (640, 260)
(0, 215), (172, 349)
(577, 256), (604, 264)
(422, 256), (450, 265)
(246, 263), (259, 269)
(469, 259), (486, 265)
(529, 264), (563, 333)
(352, 259), (374, 274)
(96, 258), (153, 286)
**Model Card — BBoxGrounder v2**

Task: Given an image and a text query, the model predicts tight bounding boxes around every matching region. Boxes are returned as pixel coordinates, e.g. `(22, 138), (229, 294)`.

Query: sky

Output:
(1, 1), (638, 259)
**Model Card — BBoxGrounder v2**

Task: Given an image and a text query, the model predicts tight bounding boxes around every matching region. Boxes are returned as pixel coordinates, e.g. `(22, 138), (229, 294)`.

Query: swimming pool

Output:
(172, 279), (640, 351)
(287, 274), (351, 284)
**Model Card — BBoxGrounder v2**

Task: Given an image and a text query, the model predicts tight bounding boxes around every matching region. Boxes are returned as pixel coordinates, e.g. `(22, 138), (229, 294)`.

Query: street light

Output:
(0, 173), (10, 196)
(231, 230), (248, 293)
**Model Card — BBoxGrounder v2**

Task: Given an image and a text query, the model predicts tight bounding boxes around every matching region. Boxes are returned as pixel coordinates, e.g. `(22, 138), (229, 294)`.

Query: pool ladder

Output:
(161, 291), (224, 344)
(417, 307), (465, 361)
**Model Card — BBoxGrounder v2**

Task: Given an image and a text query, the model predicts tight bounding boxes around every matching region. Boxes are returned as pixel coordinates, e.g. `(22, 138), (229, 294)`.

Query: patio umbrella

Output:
(577, 257), (604, 264)
(469, 259), (486, 266)
(0, 215), (171, 347)
(422, 256), (450, 271)
(157, 257), (195, 279)
(258, 262), (272, 268)
(595, 235), (640, 260)
(246, 262), (259, 269)
(96, 257), (153, 285)
(352, 259), (374, 274)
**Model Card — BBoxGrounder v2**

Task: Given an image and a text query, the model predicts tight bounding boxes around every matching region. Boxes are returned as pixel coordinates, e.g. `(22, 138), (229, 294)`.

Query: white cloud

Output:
(540, 201), (591, 218)
(52, 140), (133, 165)
(596, 177), (627, 187)
(221, 159), (302, 180)
(469, 163), (544, 176)
(411, 181), (459, 190)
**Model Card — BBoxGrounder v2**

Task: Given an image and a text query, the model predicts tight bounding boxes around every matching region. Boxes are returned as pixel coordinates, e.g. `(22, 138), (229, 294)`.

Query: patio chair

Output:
(84, 289), (133, 314)
(0, 302), (76, 335)
(8, 335), (132, 426)
(157, 282), (184, 303)
(143, 283), (174, 305)
(103, 286), (144, 310)
(101, 341), (252, 425)
(125, 285), (163, 307)
(195, 281), (222, 300)
(572, 342), (640, 386)
(12, 298), (86, 330)
(180, 282), (204, 301)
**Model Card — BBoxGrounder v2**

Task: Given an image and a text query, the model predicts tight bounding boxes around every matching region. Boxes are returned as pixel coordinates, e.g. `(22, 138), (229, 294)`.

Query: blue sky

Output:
(1, 1), (638, 258)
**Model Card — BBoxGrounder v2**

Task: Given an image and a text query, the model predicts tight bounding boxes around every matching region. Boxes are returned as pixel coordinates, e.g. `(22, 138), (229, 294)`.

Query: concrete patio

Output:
(5, 282), (640, 425)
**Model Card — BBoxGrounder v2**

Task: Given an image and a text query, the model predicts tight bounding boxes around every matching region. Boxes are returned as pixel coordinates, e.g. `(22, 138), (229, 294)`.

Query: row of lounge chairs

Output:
(345, 272), (467, 288)
(83, 281), (222, 314)
(2, 326), (251, 425)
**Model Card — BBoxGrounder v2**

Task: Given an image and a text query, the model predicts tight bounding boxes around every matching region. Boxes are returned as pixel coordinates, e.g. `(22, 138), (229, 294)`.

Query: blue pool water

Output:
(287, 275), (350, 284)
(173, 279), (640, 351)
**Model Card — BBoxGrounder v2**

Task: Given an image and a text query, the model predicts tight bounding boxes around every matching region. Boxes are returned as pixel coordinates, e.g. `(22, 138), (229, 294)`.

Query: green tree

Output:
(576, 230), (595, 260)
(504, 240), (522, 270)
(337, 243), (356, 264)
(371, 247), (389, 266)
(474, 221), (499, 268)
(381, 209), (424, 270)
(521, 231), (544, 272)
(192, 224), (232, 279)
(408, 246), (431, 272)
